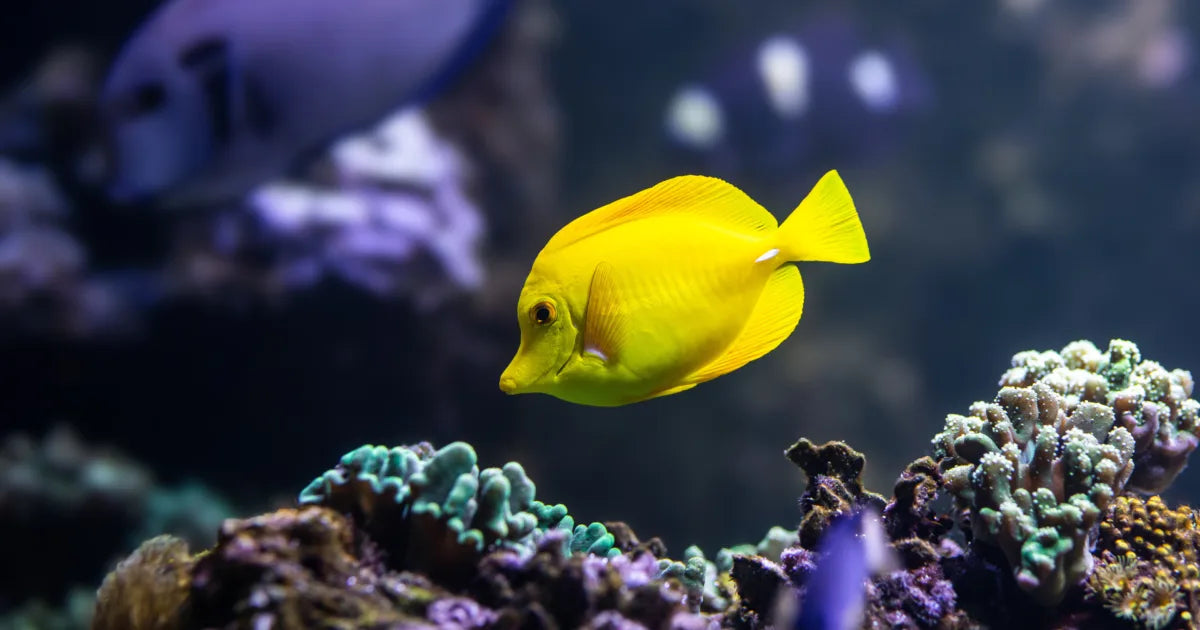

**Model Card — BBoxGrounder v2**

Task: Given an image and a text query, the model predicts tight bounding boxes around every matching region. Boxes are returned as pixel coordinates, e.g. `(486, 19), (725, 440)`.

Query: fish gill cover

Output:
(84, 338), (1200, 629)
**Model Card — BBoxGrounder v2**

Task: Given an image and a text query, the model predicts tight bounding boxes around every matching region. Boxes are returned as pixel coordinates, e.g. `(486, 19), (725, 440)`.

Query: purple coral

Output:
(242, 107), (484, 304)
(869, 563), (958, 627)
(426, 597), (498, 629)
(583, 550), (661, 590)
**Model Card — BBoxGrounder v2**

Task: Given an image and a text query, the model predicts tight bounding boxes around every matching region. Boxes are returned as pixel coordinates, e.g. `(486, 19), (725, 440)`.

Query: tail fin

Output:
(778, 170), (870, 264)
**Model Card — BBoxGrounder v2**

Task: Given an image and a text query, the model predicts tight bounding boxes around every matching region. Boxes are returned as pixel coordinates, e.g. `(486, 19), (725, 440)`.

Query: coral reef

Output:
(298, 441), (618, 587)
(932, 339), (1199, 604)
(999, 339), (1200, 494)
(0, 588), (94, 630)
(91, 536), (192, 630)
(87, 337), (1200, 630)
(0, 425), (233, 608)
(784, 437), (886, 548)
(92, 449), (722, 630)
(1087, 494), (1200, 628)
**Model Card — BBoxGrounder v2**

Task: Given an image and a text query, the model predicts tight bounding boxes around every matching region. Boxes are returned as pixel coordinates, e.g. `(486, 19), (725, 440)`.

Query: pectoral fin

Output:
(582, 262), (627, 363)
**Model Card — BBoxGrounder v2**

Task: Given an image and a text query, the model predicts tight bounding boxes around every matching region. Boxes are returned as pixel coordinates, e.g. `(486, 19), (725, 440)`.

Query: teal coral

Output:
(933, 339), (1145, 605)
(298, 441), (617, 585)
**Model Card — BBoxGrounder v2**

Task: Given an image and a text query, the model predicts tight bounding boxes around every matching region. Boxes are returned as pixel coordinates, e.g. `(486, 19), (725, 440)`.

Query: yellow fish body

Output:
(499, 170), (869, 407)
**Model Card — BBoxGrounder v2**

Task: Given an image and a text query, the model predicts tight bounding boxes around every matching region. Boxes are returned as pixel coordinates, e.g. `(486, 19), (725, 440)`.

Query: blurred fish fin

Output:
(545, 175), (775, 253)
(687, 264), (804, 384)
(780, 170), (869, 264)
(787, 508), (885, 630)
(583, 262), (629, 363)
(410, 0), (517, 103)
(860, 509), (899, 575)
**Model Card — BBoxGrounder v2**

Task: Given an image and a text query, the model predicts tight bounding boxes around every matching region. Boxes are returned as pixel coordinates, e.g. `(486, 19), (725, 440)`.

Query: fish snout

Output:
(499, 374), (517, 394)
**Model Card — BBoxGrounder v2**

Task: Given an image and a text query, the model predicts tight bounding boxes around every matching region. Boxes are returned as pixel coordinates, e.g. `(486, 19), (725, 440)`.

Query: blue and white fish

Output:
(100, 0), (512, 207)
(663, 11), (932, 181)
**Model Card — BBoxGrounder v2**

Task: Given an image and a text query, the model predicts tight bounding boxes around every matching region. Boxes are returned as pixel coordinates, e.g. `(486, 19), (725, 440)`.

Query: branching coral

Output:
(999, 339), (1200, 494)
(298, 441), (618, 587)
(930, 339), (1200, 604)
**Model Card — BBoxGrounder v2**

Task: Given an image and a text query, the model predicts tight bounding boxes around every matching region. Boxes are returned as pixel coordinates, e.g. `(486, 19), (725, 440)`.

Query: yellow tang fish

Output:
(499, 170), (869, 407)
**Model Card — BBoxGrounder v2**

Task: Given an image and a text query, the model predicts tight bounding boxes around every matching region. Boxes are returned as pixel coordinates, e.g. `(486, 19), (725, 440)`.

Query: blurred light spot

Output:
(1138, 28), (1190, 88)
(756, 36), (810, 119)
(848, 50), (899, 112)
(1000, 0), (1046, 18)
(664, 85), (724, 149)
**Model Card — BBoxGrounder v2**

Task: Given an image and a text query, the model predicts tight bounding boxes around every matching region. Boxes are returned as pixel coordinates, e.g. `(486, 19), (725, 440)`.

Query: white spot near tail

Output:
(585, 346), (608, 361)
(755, 248), (780, 262)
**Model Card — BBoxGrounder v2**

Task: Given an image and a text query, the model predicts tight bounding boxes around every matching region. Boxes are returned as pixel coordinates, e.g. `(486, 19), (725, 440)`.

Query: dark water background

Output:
(2, 0), (1199, 573)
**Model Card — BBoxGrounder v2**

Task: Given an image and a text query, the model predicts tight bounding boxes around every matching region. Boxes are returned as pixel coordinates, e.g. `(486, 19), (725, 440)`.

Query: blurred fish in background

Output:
(100, 0), (514, 208)
(661, 9), (933, 184)
(0, 0), (561, 622)
(0, 0), (561, 333)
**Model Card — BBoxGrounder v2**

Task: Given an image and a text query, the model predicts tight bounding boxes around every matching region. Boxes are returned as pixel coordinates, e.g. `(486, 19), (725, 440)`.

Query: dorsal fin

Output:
(544, 176), (777, 254)
(685, 264), (805, 384)
(582, 262), (628, 362)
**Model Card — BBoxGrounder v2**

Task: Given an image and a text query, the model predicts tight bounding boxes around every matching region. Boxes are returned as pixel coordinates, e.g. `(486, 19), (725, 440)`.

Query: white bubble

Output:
(664, 85), (725, 149)
(848, 50), (899, 112)
(757, 35), (811, 119)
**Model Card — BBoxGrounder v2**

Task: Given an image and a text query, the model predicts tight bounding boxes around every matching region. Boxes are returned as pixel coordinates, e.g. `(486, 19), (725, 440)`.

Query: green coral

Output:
(298, 441), (617, 586)
(933, 340), (1146, 605)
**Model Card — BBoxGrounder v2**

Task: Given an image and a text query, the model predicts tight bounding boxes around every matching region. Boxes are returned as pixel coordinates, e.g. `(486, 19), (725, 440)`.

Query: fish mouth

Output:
(500, 350), (573, 395)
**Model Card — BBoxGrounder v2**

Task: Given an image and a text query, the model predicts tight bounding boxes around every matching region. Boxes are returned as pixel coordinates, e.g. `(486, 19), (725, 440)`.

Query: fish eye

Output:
(530, 301), (556, 326)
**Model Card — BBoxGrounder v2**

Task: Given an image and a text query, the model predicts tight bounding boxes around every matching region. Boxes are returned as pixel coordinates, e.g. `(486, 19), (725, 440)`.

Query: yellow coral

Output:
(1093, 495), (1200, 629)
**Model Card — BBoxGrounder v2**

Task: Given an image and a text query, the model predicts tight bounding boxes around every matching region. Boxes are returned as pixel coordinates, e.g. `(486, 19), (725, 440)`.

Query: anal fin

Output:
(686, 264), (805, 384)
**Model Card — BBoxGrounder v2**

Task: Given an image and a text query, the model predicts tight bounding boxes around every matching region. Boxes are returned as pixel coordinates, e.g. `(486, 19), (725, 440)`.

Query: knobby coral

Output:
(933, 339), (1199, 605)
(298, 441), (618, 587)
